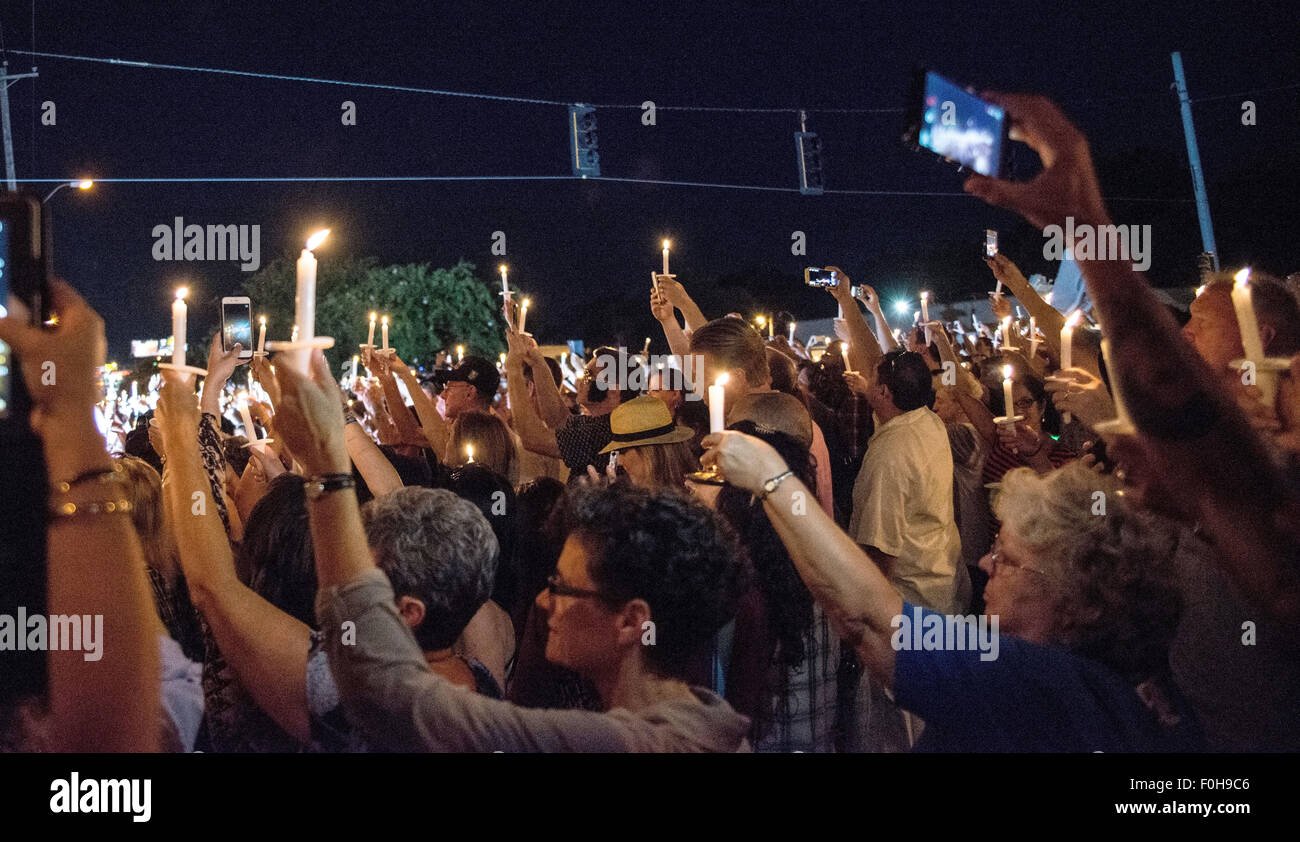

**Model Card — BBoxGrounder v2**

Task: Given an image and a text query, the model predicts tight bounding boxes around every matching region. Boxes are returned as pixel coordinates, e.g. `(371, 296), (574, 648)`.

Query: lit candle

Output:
(1231, 268), (1266, 363)
(755, 314), (766, 334)
(367, 312), (377, 347)
(171, 287), (188, 366)
(920, 291), (930, 323)
(1001, 364), (1015, 418)
(293, 229), (329, 373)
(499, 265), (509, 298)
(788, 321), (796, 343)
(642, 336), (651, 357)
(840, 341), (849, 359)
(498, 352), (507, 368)
(257, 315), (266, 354)
(457, 345), (464, 364)
(662, 240), (671, 276)
(767, 316), (774, 340)
(381, 316), (389, 351)
(466, 444), (475, 463)
(519, 298), (531, 334)
(1060, 310), (1081, 371)
(1000, 316), (1013, 348)
(1028, 316), (1039, 358)
(708, 373), (730, 433)
(351, 354), (360, 385)
(237, 393), (257, 440)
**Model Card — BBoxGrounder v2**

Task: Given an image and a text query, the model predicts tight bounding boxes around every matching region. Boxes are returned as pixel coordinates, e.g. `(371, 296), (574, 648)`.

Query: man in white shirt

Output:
(848, 350), (964, 614)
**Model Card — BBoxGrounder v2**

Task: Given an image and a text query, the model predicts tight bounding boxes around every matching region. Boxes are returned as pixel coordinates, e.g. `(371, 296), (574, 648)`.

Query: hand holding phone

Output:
(221, 296), (254, 360)
(804, 267), (838, 288)
(985, 229), (998, 257)
(904, 70), (1009, 178)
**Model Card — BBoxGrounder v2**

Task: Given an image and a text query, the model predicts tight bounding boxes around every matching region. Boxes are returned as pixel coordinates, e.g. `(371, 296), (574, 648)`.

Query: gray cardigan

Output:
(315, 568), (752, 752)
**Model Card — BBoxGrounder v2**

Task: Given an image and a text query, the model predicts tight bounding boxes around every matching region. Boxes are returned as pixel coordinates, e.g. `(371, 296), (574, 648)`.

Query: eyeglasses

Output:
(987, 537), (1054, 580)
(1013, 396), (1039, 412)
(546, 573), (609, 602)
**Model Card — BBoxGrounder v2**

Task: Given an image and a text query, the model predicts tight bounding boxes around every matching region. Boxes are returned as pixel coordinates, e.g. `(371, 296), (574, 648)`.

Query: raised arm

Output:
(156, 370), (314, 742)
(855, 283), (900, 351)
(503, 332), (562, 458)
(985, 253), (1065, 359)
(390, 353), (450, 460)
(373, 355), (424, 447)
(522, 342), (572, 430)
(656, 275), (709, 333)
(965, 93), (1300, 623)
(702, 430), (903, 688)
(651, 284), (691, 358)
(0, 280), (160, 751)
(825, 266), (883, 373)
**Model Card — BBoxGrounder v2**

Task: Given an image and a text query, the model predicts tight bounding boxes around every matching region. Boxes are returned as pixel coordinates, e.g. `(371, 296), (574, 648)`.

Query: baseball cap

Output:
(434, 356), (500, 399)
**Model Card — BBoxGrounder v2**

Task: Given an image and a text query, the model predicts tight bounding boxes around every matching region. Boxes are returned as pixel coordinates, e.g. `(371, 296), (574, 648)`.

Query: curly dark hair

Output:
(563, 482), (750, 679)
(242, 474), (316, 627)
(714, 421), (817, 668)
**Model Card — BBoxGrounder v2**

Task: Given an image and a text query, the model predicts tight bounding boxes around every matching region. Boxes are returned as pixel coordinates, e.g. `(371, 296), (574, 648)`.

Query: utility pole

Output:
(0, 61), (40, 192)
(1171, 51), (1218, 271)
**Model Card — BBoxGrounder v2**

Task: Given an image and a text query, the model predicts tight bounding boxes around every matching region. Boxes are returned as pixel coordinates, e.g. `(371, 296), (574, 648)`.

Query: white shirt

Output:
(849, 406), (963, 613)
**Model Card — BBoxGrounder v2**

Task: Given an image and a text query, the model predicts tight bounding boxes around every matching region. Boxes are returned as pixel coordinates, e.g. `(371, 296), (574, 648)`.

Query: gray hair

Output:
(993, 463), (1182, 684)
(362, 488), (499, 652)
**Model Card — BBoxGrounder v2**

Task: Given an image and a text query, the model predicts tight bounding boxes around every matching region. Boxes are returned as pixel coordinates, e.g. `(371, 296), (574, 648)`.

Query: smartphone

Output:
(804, 267), (838, 288)
(221, 296), (254, 359)
(0, 193), (50, 421)
(985, 229), (998, 257)
(850, 284), (863, 299)
(904, 70), (1009, 178)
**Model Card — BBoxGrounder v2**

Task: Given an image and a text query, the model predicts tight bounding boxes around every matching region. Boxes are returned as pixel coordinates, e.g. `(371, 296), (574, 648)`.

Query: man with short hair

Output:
(1182, 275), (1300, 378)
(847, 349), (964, 614)
(436, 356), (500, 421)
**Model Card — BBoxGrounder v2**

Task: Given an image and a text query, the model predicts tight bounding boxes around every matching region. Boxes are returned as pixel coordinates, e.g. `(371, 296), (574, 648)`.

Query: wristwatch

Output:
(304, 473), (356, 501)
(756, 469), (794, 501)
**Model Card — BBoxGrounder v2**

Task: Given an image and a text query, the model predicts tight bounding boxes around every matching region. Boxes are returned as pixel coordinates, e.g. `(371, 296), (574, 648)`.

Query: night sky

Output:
(2, 0), (1297, 358)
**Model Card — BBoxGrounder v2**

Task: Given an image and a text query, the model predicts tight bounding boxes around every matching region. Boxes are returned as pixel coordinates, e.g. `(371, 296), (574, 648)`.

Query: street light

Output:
(893, 300), (910, 315)
(43, 179), (94, 203)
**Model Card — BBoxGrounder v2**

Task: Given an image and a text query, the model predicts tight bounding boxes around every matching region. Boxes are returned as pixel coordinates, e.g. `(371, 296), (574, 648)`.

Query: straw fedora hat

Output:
(598, 395), (694, 454)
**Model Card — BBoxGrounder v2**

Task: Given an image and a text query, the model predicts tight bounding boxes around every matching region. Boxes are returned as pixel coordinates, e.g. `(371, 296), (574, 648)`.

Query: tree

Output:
(240, 258), (504, 371)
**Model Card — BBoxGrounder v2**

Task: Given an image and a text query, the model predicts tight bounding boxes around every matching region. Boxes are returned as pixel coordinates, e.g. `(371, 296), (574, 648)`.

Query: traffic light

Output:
(795, 131), (823, 195)
(569, 104), (600, 178)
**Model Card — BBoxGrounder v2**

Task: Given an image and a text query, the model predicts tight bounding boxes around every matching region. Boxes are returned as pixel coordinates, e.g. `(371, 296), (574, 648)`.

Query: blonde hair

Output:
(449, 411), (518, 485)
(113, 454), (178, 577)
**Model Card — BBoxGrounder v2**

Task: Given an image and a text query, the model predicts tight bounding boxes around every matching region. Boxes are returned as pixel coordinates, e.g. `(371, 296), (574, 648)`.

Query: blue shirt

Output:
(892, 602), (1202, 752)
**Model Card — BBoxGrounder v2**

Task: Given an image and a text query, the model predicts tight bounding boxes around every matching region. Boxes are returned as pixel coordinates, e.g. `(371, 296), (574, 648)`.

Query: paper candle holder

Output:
(992, 414), (1025, 425)
(158, 363), (209, 378)
(265, 336), (336, 352)
(241, 437), (276, 450)
(1228, 357), (1291, 373)
(1093, 417), (1137, 437)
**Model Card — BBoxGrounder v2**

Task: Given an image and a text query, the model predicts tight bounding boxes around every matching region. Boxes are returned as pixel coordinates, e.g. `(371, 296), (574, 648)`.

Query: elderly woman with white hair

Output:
(700, 431), (1203, 751)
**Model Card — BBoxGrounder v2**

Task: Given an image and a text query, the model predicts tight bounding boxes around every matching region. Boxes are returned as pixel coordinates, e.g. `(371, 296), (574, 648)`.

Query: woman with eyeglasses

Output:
(969, 354), (1078, 483)
(699, 431), (1203, 752)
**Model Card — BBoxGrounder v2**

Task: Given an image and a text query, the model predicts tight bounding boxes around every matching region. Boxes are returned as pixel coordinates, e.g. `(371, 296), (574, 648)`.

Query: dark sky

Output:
(2, 0), (1297, 357)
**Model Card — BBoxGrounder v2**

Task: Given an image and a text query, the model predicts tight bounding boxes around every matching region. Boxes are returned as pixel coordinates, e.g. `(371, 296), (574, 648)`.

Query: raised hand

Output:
(250, 354), (282, 408)
(271, 350), (350, 477)
(700, 430), (790, 494)
(650, 286), (674, 323)
(205, 332), (246, 384)
(1045, 367), (1116, 430)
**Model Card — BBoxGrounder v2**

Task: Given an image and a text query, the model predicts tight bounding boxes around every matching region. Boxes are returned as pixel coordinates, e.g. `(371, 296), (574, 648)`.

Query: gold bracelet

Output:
(54, 462), (124, 494)
(49, 498), (134, 518)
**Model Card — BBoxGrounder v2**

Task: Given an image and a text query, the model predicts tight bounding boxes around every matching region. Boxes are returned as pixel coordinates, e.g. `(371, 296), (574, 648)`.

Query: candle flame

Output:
(662, 239), (670, 250)
(370, 311), (377, 322)
(1195, 285), (1207, 297)
(840, 341), (849, 356)
(381, 315), (389, 326)
(77, 179), (94, 190)
(258, 315), (266, 326)
(175, 287), (188, 300)
(306, 229), (330, 251)
(755, 315), (766, 326)
(499, 265), (507, 275)
(921, 291), (929, 301)
(1234, 267), (1251, 288)
(466, 444), (475, 462)
(714, 372), (730, 387)
(1002, 364), (1014, 380)
(456, 345), (464, 354)
(522, 298), (531, 308)
(1065, 310), (1083, 328)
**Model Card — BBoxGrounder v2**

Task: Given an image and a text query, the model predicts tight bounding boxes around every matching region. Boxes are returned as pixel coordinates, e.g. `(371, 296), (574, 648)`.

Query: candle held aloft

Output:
(768, 316), (774, 340)
(381, 316), (389, 351)
(519, 298), (531, 334)
(466, 444), (475, 463)
(257, 315), (266, 354)
(457, 345), (464, 364)
(708, 373), (730, 434)
(171, 287), (188, 366)
(788, 321), (796, 343)
(1061, 310), (1081, 371)
(499, 265), (509, 297)
(237, 394), (257, 439)
(1231, 268), (1266, 363)
(1001, 364), (1015, 418)
(367, 312), (377, 347)
(1028, 316), (1039, 358)
(292, 231), (328, 373)
(662, 240), (670, 276)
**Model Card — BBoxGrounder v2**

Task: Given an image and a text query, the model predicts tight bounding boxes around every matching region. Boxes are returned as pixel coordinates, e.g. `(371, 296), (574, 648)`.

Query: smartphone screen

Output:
(804, 268), (838, 287)
(0, 218), (11, 417)
(986, 229), (999, 257)
(914, 71), (1006, 177)
(222, 299), (253, 356)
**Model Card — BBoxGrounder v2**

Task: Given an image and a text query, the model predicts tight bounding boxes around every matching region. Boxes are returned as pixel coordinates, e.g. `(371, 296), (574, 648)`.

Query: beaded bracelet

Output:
(54, 463), (123, 495)
(50, 498), (134, 518)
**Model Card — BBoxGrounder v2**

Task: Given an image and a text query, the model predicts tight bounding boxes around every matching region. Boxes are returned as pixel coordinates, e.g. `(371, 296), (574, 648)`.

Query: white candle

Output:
(767, 316), (774, 340)
(1000, 316), (1013, 348)
(920, 291), (930, 323)
(643, 336), (651, 357)
(971, 312), (980, 333)
(1231, 268), (1266, 363)
(662, 240), (671, 275)
(293, 230), (328, 373)
(1001, 364), (1015, 418)
(499, 265), (509, 297)
(367, 312), (377, 347)
(1099, 338), (1134, 425)
(466, 444), (475, 463)
(257, 315), (266, 354)
(708, 373), (730, 433)
(1028, 316), (1039, 358)
(519, 298), (531, 334)
(788, 321), (796, 343)
(131, 380), (138, 399)
(237, 394), (257, 440)
(1061, 310), (1081, 371)
(170, 287), (188, 366)
(457, 345), (464, 364)
(381, 316), (390, 351)
(351, 354), (360, 386)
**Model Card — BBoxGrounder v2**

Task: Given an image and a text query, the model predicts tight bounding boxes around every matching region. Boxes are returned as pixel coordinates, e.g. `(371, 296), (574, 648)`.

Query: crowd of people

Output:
(2, 93), (1297, 752)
